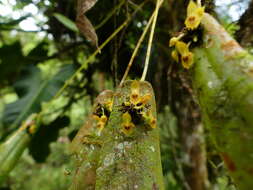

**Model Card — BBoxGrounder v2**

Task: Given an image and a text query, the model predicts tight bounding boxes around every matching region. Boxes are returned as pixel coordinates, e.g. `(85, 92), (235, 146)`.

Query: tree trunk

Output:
(192, 13), (253, 190)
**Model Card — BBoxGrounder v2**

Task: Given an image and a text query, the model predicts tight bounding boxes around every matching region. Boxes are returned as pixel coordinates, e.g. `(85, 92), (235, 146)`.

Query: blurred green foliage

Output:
(0, 0), (250, 189)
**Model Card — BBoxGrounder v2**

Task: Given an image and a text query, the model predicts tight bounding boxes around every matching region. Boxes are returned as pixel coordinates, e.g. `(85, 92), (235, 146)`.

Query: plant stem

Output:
(140, 0), (162, 81)
(120, 11), (154, 86)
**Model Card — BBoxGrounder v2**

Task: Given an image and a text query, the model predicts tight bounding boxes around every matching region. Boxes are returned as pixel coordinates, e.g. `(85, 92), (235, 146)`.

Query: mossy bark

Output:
(192, 13), (253, 190)
(69, 90), (114, 190)
(95, 80), (164, 190)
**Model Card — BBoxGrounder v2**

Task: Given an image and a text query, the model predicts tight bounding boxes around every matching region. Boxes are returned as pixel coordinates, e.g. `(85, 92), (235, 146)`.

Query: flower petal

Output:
(175, 41), (189, 55)
(187, 0), (198, 16)
(122, 112), (132, 123)
(181, 51), (194, 69)
(171, 50), (179, 62)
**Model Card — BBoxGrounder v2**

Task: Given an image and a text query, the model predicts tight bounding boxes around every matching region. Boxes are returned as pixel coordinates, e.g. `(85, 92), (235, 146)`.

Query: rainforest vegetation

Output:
(0, 0), (253, 189)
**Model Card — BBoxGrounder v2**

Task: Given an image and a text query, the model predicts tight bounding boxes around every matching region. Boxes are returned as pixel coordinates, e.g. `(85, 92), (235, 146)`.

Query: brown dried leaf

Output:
(76, 0), (98, 47)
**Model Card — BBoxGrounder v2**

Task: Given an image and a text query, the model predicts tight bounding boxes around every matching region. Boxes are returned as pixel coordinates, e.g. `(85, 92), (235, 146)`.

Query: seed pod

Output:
(69, 90), (114, 190)
(192, 13), (253, 190)
(95, 80), (164, 190)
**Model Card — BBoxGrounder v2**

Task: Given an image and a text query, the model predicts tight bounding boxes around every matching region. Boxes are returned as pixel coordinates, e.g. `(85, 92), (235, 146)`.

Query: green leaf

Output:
(0, 41), (25, 85)
(53, 13), (78, 32)
(0, 115), (36, 185)
(2, 64), (76, 132)
(29, 116), (70, 163)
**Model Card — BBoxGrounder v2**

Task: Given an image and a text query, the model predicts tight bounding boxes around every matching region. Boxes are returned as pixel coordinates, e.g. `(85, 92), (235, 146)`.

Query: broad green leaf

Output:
(2, 64), (76, 132)
(53, 13), (78, 32)
(0, 41), (49, 86)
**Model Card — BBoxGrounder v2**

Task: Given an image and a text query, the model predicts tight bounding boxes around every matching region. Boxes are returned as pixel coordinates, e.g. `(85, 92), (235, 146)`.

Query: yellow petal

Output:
(100, 115), (108, 123)
(185, 13), (202, 30)
(93, 114), (100, 121)
(187, 0), (198, 16)
(105, 100), (113, 112)
(130, 80), (140, 104)
(139, 94), (151, 105)
(175, 41), (189, 55)
(131, 80), (140, 94)
(142, 111), (156, 129)
(169, 37), (179, 47)
(149, 118), (157, 129)
(122, 112), (132, 123)
(196, 7), (205, 17)
(171, 50), (179, 62)
(97, 121), (105, 132)
(181, 51), (194, 69)
(121, 122), (135, 135)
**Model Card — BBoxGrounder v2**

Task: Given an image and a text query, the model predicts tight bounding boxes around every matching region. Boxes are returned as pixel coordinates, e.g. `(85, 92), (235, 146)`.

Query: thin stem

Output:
(141, 0), (162, 81)
(119, 11), (155, 86)
(95, 0), (125, 30)
(197, 0), (201, 6)
(54, 20), (128, 99)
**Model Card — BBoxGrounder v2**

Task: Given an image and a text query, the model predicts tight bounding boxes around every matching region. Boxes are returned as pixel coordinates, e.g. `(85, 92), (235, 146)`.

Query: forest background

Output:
(0, 0), (252, 189)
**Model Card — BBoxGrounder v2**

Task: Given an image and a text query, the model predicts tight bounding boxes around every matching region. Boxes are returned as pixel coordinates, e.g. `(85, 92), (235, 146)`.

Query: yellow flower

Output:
(97, 121), (106, 133)
(93, 114), (108, 133)
(149, 118), (157, 129)
(105, 100), (113, 112)
(100, 115), (108, 123)
(171, 50), (179, 62)
(185, 0), (205, 30)
(181, 52), (194, 69)
(169, 37), (179, 47)
(93, 114), (100, 121)
(175, 41), (194, 69)
(121, 112), (135, 135)
(138, 94), (151, 105)
(143, 111), (157, 129)
(175, 41), (189, 55)
(121, 122), (135, 135)
(130, 80), (140, 105)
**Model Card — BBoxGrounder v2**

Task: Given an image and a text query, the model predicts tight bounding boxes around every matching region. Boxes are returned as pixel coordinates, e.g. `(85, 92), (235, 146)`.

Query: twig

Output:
(197, 0), (201, 6)
(141, 0), (163, 81)
(119, 11), (155, 86)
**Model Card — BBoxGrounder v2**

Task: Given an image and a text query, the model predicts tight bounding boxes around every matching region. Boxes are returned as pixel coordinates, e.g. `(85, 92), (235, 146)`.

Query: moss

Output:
(95, 80), (164, 190)
(191, 17), (253, 189)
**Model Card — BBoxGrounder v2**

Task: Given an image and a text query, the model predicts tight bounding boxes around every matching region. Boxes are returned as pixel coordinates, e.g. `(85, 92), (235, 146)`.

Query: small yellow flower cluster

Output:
(170, 38), (194, 69)
(130, 81), (151, 107)
(185, 0), (205, 30)
(93, 114), (108, 134)
(169, 1), (205, 69)
(121, 81), (156, 135)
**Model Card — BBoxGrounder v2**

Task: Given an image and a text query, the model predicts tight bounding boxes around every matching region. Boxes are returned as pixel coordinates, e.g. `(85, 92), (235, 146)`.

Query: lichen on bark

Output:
(95, 80), (164, 190)
(191, 13), (253, 190)
(69, 90), (114, 190)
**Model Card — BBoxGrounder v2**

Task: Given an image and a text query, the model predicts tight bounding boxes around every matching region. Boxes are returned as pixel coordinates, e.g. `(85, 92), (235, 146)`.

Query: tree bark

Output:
(192, 13), (253, 190)
(95, 80), (164, 190)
